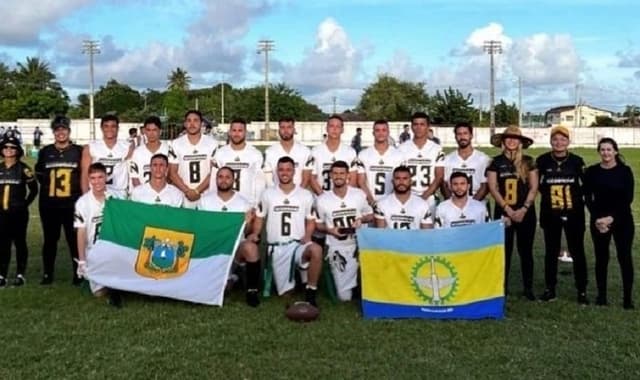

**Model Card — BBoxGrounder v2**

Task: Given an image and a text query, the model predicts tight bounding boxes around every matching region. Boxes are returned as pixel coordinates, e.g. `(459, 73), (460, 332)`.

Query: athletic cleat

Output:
(558, 250), (573, 263)
(0, 277), (7, 288)
(72, 276), (83, 286)
(523, 289), (536, 301)
(245, 289), (260, 307)
(539, 289), (557, 302)
(577, 292), (589, 306)
(108, 290), (123, 308)
(13, 274), (25, 287)
(595, 295), (608, 306)
(305, 288), (318, 307)
(40, 274), (53, 285)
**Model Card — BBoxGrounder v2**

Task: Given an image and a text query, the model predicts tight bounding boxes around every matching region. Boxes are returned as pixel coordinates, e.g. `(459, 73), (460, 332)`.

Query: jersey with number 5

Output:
(357, 146), (404, 200)
(256, 186), (315, 244)
(398, 139), (445, 196)
(168, 134), (217, 188)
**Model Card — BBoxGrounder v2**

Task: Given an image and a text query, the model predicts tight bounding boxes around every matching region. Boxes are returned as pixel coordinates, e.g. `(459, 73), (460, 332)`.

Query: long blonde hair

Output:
(503, 142), (529, 182)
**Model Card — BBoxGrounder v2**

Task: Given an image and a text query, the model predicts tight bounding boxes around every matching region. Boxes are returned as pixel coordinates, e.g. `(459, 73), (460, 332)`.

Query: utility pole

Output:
(574, 83), (581, 128)
(332, 96), (337, 114)
(483, 40), (502, 136)
(257, 39), (275, 139)
(220, 76), (225, 124)
(478, 93), (483, 125)
(518, 77), (523, 127)
(82, 40), (100, 140)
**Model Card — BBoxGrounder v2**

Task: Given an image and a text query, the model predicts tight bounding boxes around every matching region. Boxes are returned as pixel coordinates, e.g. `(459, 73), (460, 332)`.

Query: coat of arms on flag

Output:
(135, 227), (194, 279)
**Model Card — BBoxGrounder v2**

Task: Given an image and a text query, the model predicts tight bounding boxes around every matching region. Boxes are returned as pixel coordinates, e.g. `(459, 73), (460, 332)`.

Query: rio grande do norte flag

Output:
(357, 221), (505, 320)
(87, 199), (245, 306)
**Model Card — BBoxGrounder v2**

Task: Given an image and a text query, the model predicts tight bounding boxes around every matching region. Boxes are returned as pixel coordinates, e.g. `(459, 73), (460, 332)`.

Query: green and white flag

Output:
(87, 199), (245, 306)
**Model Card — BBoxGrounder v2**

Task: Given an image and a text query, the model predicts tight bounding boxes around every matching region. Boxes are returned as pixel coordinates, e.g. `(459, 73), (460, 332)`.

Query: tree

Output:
(11, 57), (69, 118)
(592, 116), (621, 126)
(14, 57), (57, 91)
(94, 79), (144, 119)
(494, 100), (519, 126)
(167, 67), (191, 92)
(356, 75), (429, 121)
(429, 87), (475, 124)
(163, 89), (189, 123)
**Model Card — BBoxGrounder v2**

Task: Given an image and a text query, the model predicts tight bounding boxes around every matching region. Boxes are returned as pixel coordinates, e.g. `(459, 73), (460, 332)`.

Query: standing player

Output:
(308, 115), (357, 195)
(211, 119), (265, 205)
(130, 154), (184, 207)
(129, 116), (169, 187)
(249, 157), (323, 306)
(375, 166), (433, 230)
(356, 119), (405, 205)
(442, 122), (490, 201)
(398, 112), (444, 213)
(168, 110), (218, 209)
(537, 126), (588, 304)
(0, 136), (38, 287)
(263, 117), (311, 187)
(435, 172), (488, 228)
(316, 161), (373, 301)
(81, 114), (132, 199)
(199, 167), (261, 307)
(36, 116), (84, 285)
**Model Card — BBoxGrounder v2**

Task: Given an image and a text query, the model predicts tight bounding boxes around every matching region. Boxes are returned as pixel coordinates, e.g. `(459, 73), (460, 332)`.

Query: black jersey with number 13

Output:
(35, 144), (83, 208)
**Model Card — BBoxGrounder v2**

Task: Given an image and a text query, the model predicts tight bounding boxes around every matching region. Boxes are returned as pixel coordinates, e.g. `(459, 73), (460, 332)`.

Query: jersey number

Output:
(49, 168), (72, 197)
(322, 170), (331, 191)
(333, 215), (356, 240)
(233, 169), (241, 191)
(393, 222), (411, 229)
(189, 161), (201, 184)
(374, 172), (386, 195)
(104, 165), (114, 185)
(408, 165), (431, 188)
(504, 178), (518, 206)
(281, 212), (292, 237)
(551, 184), (573, 210)
(93, 222), (102, 244)
(143, 170), (151, 183)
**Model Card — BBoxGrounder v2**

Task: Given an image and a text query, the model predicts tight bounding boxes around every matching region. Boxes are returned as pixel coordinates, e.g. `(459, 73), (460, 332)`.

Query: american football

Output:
(285, 302), (320, 322)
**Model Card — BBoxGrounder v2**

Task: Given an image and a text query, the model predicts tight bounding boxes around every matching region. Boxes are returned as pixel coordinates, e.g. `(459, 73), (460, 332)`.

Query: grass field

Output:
(1, 147), (638, 379)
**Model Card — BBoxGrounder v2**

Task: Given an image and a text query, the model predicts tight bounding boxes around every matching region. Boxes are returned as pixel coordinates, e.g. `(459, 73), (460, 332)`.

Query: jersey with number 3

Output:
(89, 140), (130, 193)
(168, 134), (217, 188)
(256, 186), (315, 244)
(211, 144), (264, 204)
(74, 191), (111, 252)
(357, 146), (405, 200)
(307, 143), (357, 192)
(398, 140), (445, 195)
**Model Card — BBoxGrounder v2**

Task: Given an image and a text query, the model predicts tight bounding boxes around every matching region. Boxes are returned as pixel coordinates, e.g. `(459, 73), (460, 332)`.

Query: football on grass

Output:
(285, 301), (320, 322)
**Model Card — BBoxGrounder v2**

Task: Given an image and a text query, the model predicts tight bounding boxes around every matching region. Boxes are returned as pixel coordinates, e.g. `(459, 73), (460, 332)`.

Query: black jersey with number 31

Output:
(536, 152), (585, 224)
(35, 144), (83, 208)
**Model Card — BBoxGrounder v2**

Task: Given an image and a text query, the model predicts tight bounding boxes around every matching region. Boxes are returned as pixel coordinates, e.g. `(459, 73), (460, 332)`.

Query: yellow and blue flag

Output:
(357, 221), (505, 320)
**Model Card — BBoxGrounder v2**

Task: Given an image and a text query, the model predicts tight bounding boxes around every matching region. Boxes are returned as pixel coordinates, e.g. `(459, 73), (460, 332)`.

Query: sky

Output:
(2, 0), (640, 114)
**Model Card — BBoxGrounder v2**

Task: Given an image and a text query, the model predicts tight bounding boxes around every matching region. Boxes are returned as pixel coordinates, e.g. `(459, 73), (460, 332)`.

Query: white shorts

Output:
(268, 241), (311, 295)
(326, 244), (359, 301)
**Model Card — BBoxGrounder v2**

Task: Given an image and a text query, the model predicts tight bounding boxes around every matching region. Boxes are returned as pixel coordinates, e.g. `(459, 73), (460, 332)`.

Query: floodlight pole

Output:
(82, 40), (100, 140)
(483, 40), (502, 136)
(257, 40), (274, 139)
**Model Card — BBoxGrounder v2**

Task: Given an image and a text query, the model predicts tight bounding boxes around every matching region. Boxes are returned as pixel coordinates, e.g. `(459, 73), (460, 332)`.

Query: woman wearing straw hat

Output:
(536, 126), (588, 305)
(487, 126), (539, 300)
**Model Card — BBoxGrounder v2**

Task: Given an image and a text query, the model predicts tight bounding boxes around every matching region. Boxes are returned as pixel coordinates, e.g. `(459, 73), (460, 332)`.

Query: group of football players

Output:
(0, 109), (634, 310)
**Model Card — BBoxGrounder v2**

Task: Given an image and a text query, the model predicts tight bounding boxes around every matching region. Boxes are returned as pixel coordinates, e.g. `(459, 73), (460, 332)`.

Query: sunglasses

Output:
(3, 145), (18, 150)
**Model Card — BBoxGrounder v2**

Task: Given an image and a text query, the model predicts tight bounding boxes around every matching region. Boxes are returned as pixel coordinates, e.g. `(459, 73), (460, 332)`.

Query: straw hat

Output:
(490, 126), (534, 148)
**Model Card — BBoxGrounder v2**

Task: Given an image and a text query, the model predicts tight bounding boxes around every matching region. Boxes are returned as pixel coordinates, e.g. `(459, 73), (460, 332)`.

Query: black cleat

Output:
(523, 289), (536, 301)
(0, 277), (7, 288)
(13, 274), (26, 287)
(577, 292), (589, 306)
(305, 288), (318, 307)
(595, 295), (608, 306)
(40, 274), (53, 285)
(108, 290), (123, 308)
(72, 276), (83, 286)
(245, 289), (260, 308)
(623, 298), (634, 310)
(539, 289), (557, 302)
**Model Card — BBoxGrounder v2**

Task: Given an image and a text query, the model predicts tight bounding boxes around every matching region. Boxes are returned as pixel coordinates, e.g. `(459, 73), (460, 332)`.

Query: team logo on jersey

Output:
(135, 226), (193, 279)
(460, 163), (467, 168)
(378, 159), (384, 165)
(193, 149), (198, 154)
(283, 198), (290, 205)
(340, 202), (346, 208)
(331, 156), (336, 162)
(411, 256), (458, 305)
(154, 196), (161, 203)
(417, 153), (423, 158)
(400, 208), (406, 214)
(234, 156), (240, 162)
(221, 205), (228, 211)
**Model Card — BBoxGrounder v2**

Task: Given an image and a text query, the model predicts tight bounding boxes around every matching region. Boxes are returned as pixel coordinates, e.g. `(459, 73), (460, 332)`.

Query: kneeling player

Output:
(130, 154), (184, 207)
(375, 166), (433, 229)
(198, 166), (261, 307)
(316, 161), (373, 301)
(435, 172), (489, 228)
(248, 156), (323, 306)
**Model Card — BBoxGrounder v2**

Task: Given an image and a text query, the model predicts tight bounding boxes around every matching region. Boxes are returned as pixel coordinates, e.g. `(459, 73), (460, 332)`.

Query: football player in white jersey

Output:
(81, 114), (132, 199)
(263, 117), (311, 187)
(375, 166), (433, 230)
(168, 110), (218, 209)
(398, 112), (444, 213)
(210, 118), (265, 205)
(199, 166), (261, 307)
(74, 163), (119, 304)
(356, 119), (405, 205)
(307, 115), (357, 195)
(130, 154), (184, 207)
(442, 122), (490, 201)
(129, 116), (170, 187)
(435, 172), (489, 228)
(249, 156), (323, 307)
(316, 161), (373, 301)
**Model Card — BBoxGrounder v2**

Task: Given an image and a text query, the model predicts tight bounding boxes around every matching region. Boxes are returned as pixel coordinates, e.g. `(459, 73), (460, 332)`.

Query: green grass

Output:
(1, 148), (638, 379)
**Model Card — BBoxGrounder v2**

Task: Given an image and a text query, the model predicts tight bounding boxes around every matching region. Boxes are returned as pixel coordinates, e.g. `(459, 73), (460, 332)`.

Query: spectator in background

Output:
(33, 126), (43, 149)
(399, 124), (410, 143)
(427, 127), (440, 145)
(351, 127), (363, 154)
(128, 127), (140, 147)
(0, 126), (5, 139)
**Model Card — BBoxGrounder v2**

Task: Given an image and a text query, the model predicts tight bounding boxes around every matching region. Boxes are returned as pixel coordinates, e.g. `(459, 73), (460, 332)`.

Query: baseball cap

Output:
(51, 116), (71, 130)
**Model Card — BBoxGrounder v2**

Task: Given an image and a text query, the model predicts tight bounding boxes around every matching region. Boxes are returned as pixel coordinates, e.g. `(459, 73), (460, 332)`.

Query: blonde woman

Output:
(487, 127), (539, 301)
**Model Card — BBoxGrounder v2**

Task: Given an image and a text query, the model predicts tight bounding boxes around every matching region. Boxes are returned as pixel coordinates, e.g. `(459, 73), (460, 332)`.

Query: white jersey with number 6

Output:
(74, 191), (111, 252)
(357, 146), (405, 200)
(316, 187), (372, 247)
(129, 142), (170, 184)
(435, 198), (488, 228)
(263, 142), (311, 186)
(443, 149), (491, 197)
(375, 193), (432, 229)
(398, 140), (445, 196)
(89, 140), (130, 197)
(256, 186), (315, 244)
(211, 144), (264, 205)
(168, 134), (218, 189)
(307, 143), (357, 192)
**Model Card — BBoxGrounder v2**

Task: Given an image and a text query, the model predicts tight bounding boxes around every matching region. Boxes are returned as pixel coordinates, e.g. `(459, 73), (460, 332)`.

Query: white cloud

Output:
(0, 0), (91, 46)
(377, 50), (424, 81)
(509, 34), (582, 85)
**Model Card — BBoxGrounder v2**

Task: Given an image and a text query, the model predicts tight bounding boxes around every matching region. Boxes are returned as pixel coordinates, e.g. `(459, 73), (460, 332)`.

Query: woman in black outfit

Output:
(584, 138), (634, 309)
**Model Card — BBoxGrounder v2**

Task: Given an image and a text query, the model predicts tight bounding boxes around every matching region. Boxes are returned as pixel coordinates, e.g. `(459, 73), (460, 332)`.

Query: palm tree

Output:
(167, 67), (191, 92)
(15, 57), (57, 91)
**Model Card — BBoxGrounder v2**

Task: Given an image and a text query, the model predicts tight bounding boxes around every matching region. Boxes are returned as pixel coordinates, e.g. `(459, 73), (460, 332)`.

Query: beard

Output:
(217, 183), (233, 192)
(456, 139), (470, 148)
(393, 185), (410, 194)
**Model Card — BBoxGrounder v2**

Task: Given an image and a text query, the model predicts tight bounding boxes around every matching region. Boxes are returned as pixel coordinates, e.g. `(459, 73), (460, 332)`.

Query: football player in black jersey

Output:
(536, 126), (588, 304)
(35, 116), (84, 285)
(0, 136), (39, 287)
(487, 127), (538, 301)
